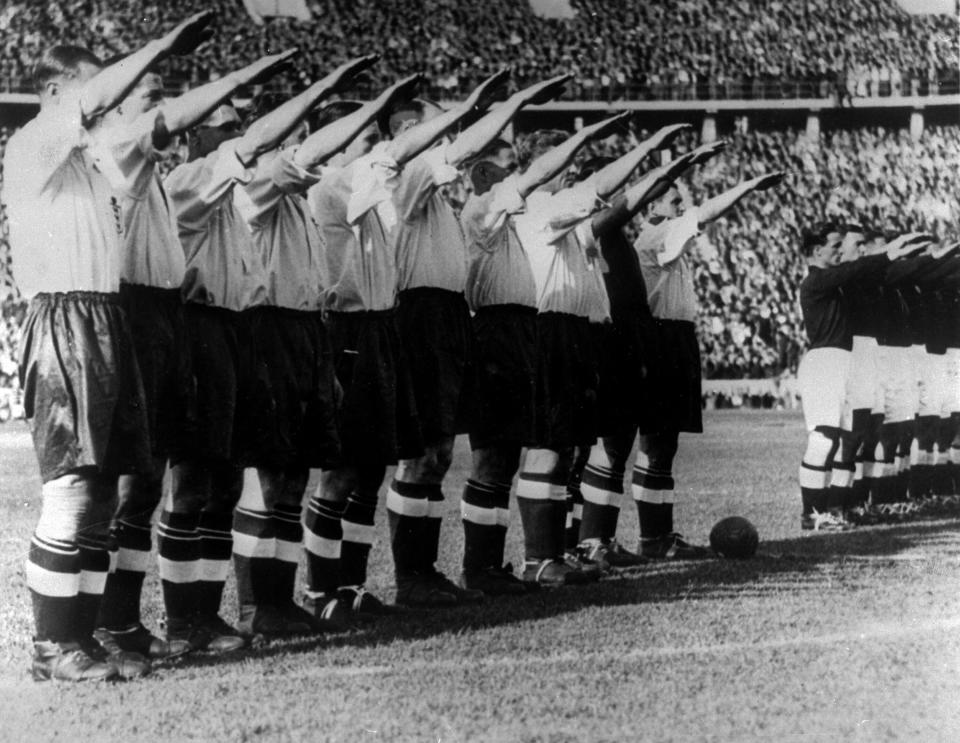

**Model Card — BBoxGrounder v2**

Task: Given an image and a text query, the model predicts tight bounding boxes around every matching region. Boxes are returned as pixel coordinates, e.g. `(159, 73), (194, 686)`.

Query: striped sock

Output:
(75, 535), (112, 641)
(828, 462), (856, 511)
(565, 478), (583, 550)
(341, 491), (377, 587)
(197, 512), (233, 617)
(422, 485), (444, 571)
(461, 479), (505, 572)
(26, 533), (80, 643)
(580, 462), (623, 542)
(799, 462), (830, 515)
(304, 495), (344, 596)
(232, 506), (276, 609)
(516, 472), (555, 562)
(157, 510), (200, 624)
(386, 480), (429, 577)
(273, 502), (304, 605)
(98, 518), (152, 629)
(633, 463), (674, 538)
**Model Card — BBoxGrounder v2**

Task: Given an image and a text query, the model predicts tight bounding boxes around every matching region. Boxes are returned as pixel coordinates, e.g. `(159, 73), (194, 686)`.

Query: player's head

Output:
(468, 138), (517, 195)
(575, 156), (614, 182)
(34, 45), (102, 107)
(309, 100), (373, 166)
(103, 54), (164, 126)
(381, 98), (445, 139)
(188, 103), (242, 161)
(837, 223), (867, 263)
(800, 222), (843, 266)
(651, 184), (686, 220)
(520, 129), (569, 193)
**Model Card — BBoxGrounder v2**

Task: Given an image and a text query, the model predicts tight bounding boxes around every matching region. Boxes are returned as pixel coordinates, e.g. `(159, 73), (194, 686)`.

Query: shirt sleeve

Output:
(393, 142), (460, 222)
(237, 147), (324, 226)
(657, 209), (701, 265)
(346, 142), (400, 227)
(460, 175), (525, 252)
(538, 181), (605, 245)
(165, 138), (253, 229)
(107, 109), (170, 199)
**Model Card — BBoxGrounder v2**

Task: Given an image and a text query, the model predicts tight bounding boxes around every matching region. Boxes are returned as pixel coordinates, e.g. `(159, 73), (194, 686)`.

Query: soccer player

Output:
(512, 113), (697, 588)
(162, 58), (346, 652)
(385, 73), (588, 604)
(229, 56), (385, 636)
(796, 226), (922, 530)
(633, 170), (783, 553)
(94, 50), (298, 658)
(569, 139), (720, 570)
(2, 12), (212, 681)
(304, 72), (493, 619)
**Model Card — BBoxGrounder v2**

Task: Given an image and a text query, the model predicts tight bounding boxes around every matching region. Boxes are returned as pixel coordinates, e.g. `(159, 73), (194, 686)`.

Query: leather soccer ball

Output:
(709, 516), (759, 559)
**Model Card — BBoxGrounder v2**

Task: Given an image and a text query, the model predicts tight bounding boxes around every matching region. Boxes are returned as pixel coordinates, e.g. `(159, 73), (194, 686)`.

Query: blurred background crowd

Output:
(1, 0), (958, 99)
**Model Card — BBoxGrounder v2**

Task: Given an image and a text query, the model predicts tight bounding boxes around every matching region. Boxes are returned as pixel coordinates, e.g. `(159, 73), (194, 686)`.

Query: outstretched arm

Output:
(586, 123), (691, 200)
(444, 73), (571, 167)
(152, 50), (298, 149)
(82, 11), (214, 122)
(234, 54), (379, 165)
(386, 70), (509, 166)
(515, 111), (631, 198)
(696, 171), (784, 228)
(294, 73), (423, 169)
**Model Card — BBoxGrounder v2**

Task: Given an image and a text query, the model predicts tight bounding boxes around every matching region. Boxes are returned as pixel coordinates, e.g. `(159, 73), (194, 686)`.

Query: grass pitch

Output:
(1, 411), (959, 742)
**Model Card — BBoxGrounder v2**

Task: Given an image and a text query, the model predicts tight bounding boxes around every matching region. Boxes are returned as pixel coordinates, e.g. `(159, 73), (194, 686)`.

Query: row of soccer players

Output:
(3, 11), (784, 682)
(797, 225), (960, 531)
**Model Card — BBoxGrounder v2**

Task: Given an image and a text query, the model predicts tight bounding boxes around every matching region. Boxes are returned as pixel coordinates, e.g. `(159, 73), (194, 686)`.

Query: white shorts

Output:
(847, 335), (879, 414)
(945, 349), (960, 415)
(799, 347), (852, 433)
(877, 345), (919, 424)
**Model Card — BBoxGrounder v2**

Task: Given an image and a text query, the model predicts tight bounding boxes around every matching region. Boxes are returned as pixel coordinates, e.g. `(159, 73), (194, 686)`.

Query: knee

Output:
(473, 447), (520, 484)
(639, 433), (679, 471)
(207, 464), (243, 513)
(117, 473), (164, 524)
(170, 462), (210, 513)
(804, 429), (838, 468)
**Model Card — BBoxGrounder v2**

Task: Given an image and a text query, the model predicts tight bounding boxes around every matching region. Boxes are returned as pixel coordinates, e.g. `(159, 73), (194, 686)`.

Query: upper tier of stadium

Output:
(1, 0), (958, 100)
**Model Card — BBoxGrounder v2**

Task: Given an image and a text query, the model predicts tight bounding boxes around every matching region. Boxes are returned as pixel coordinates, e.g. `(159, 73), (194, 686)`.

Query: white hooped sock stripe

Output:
(198, 558), (230, 582)
(157, 557), (199, 584)
(115, 546), (152, 573)
(461, 501), (499, 526)
(234, 506), (272, 521)
(581, 483), (622, 507)
(341, 519), (376, 546)
(275, 538), (301, 564)
(830, 469), (855, 488)
(78, 569), (108, 594)
(572, 504), (583, 520)
(427, 500), (445, 519)
(303, 530), (341, 560)
(231, 531), (277, 559)
(854, 462), (864, 481)
(31, 534), (77, 556)
(25, 561), (80, 597)
(496, 508), (511, 528)
(631, 483), (664, 505)
(515, 477), (553, 501)
(385, 489), (430, 517)
(799, 465), (830, 490)
(951, 448), (960, 465)
(549, 487), (568, 502)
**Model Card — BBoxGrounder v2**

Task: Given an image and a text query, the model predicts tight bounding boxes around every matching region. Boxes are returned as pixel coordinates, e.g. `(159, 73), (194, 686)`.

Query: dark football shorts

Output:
(595, 309), (660, 437)
(18, 291), (151, 483)
(169, 302), (268, 465)
(468, 304), (537, 451)
(641, 318), (703, 435)
(325, 309), (422, 466)
(530, 311), (599, 452)
(119, 283), (194, 460)
(247, 307), (340, 470)
(398, 288), (475, 443)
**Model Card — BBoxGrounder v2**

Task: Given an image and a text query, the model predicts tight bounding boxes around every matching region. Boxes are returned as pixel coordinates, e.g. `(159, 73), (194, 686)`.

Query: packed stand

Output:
(1, 0), (958, 99)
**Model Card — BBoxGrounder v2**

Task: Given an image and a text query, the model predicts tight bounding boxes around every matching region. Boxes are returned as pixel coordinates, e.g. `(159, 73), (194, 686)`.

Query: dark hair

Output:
(309, 100), (364, 132)
(247, 90), (291, 123)
(800, 221), (841, 257)
(33, 45), (102, 93)
(379, 97), (445, 138)
(518, 129), (568, 167)
(577, 155), (614, 180)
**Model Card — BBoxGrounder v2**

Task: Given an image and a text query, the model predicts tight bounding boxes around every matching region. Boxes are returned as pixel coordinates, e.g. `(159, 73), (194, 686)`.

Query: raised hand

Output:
(163, 11), (216, 57)
(747, 171), (786, 191)
(383, 73), (424, 105)
(520, 73), (573, 105)
(319, 54), (381, 92)
(580, 111), (632, 141)
(688, 139), (727, 165)
(237, 49), (299, 87)
(646, 123), (692, 151)
(464, 69), (512, 112)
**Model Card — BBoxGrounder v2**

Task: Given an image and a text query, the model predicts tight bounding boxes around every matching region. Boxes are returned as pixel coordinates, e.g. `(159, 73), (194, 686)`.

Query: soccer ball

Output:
(709, 516), (759, 559)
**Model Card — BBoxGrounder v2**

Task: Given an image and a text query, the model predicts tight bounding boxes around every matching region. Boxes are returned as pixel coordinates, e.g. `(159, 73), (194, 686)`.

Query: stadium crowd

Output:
(1, 0), (958, 99)
(2, 122), (959, 389)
